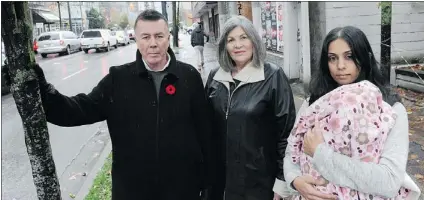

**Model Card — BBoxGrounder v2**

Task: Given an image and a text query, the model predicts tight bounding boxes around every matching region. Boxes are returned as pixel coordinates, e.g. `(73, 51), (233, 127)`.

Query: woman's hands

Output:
(304, 120), (325, 157)
(293, 175), (337, 200)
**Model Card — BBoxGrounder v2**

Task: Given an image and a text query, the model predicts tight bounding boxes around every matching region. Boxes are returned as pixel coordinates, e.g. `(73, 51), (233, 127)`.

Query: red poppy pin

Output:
(165, 84), (176, 95)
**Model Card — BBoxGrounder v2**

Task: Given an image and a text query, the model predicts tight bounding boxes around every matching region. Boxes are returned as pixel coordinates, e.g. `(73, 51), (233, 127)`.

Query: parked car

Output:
(114, 30), (130, 46)
(37, 31), (81, 58)
(127, 29), (135, 41)
(33, 38), (38, 54)
(1, 51), (10, 95)
(80, 29), (118, 53)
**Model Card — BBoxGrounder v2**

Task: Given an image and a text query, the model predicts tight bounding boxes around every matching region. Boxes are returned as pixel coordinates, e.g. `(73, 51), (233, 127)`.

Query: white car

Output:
(113, 31), (130, 46)
(127, 29), (135, 41)
(80, 29), (118, 53)
(37, 31), (81, 58)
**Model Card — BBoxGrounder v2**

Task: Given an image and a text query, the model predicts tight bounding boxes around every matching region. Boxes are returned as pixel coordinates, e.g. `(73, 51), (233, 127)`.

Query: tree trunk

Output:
(161, 1), (168, 21)
(1, 2), (62, 199)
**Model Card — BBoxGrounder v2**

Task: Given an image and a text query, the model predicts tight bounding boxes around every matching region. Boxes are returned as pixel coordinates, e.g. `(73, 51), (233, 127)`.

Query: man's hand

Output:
(292, 175), (337, 200)
(304, 119), (325, 157)
(32, 63), (56, 93)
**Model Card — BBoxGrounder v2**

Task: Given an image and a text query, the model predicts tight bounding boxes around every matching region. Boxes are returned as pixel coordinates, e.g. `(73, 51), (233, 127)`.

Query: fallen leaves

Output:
(414, 174), (424, 180)
(410, 154), (419, 160)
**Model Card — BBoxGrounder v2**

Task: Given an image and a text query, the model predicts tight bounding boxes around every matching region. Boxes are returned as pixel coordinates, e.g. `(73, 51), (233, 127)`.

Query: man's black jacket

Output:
(40, 48), (214, 200)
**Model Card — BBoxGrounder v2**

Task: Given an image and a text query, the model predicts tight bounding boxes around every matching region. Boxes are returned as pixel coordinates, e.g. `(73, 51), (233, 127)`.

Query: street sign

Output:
(35, 23), (43, 28)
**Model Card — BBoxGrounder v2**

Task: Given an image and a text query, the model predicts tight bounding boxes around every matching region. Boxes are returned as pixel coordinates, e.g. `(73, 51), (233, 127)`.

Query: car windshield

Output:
(38, 33), (60, 41)
(82, 31), (101, 38)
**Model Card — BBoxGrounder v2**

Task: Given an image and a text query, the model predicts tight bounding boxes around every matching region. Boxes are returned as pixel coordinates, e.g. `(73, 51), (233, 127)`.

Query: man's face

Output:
(135, 19), (170, 68)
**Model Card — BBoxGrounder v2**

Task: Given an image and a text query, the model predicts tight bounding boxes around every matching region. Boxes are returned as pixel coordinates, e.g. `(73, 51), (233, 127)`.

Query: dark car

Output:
(1, 51), (10, 95)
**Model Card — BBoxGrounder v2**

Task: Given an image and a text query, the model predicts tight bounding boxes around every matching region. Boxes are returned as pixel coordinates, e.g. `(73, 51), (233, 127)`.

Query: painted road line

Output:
(62, 68), (87, 80)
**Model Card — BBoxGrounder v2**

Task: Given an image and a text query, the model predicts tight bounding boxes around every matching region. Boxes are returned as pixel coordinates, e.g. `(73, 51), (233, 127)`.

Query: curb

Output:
(74, 140), (112, 200)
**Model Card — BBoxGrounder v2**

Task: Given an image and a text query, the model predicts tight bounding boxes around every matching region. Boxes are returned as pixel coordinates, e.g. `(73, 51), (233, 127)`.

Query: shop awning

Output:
(32, 10), (60, 24)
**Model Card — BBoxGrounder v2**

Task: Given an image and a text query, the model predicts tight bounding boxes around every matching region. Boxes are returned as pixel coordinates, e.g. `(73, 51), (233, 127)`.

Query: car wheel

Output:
(41, 53), (48, 58)
(84, 49), (89, 54)
(106, 43), (110, 52)
(66, 45), (71, 55)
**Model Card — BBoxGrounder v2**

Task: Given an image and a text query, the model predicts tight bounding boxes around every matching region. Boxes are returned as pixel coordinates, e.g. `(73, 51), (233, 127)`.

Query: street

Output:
(1, 42), (138, 199)
(0, 33), (304, 200)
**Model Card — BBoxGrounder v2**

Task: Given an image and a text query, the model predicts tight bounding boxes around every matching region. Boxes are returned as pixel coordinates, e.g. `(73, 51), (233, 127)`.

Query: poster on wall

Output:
(260, 3), (267, 48)
(261, 2), (283, 52)
(270, 2), (277, 51)
(276, 2), (284, 52)
(265, 2), (272, 50)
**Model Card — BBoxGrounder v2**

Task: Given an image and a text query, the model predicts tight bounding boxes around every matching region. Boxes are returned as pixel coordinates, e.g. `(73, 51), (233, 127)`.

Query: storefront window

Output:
(261, 2), (284, 53)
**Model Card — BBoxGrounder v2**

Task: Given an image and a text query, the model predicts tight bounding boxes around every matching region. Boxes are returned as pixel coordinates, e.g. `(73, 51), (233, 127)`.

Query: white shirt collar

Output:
(142, 53), (171, 72)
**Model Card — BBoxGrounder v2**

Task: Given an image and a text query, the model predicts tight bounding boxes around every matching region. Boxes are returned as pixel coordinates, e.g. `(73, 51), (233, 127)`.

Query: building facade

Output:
(192, 2), (219, 42)
(192, 1), (416, 88)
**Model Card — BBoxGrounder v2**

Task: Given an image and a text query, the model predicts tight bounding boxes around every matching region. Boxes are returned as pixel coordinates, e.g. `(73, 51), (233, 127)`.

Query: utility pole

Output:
(57, 2), (62, 30)
(67, 1), (72, 32)
(80, 2), (83, 33)
(172, 1), (178, 48)
(161, 2), (168, 21)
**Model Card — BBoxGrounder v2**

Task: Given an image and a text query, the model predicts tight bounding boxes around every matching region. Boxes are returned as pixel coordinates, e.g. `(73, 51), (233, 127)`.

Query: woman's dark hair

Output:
(308, 26), (401, 106)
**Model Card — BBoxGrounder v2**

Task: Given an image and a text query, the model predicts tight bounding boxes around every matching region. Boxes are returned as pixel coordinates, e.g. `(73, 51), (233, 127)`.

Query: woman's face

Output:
(226, 26), (253, 68)
(327, 38), (360, 85)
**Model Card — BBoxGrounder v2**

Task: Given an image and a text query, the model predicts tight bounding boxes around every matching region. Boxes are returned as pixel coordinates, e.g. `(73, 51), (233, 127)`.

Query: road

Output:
(1, 42), (139, 200)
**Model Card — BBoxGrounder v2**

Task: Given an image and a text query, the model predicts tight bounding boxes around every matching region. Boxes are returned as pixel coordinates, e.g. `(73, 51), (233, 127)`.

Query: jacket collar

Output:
(213, 61), (265, 83)
(142, 53), (171, 72)
(134, 47), (179, 81)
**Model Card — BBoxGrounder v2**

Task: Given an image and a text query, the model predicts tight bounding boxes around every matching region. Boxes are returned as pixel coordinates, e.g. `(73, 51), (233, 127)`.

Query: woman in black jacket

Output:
(205, 15), (296, 200)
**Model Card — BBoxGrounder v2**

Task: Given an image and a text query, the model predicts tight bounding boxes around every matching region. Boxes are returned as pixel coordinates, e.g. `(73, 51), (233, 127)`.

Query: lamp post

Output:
(67, 2), (72, 32)
(57, 2), (62, 30)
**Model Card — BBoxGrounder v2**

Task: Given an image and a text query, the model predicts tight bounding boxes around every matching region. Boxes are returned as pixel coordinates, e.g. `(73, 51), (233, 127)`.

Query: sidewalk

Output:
(173, 34), (219, 84)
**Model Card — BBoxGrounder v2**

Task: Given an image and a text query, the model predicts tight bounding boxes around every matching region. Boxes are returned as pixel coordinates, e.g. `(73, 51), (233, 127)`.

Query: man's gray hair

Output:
(217, 15), (266, 72)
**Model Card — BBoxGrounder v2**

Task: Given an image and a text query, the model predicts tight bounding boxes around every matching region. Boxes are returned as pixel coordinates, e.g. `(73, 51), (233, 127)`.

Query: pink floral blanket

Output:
(288, 81), (409, 200)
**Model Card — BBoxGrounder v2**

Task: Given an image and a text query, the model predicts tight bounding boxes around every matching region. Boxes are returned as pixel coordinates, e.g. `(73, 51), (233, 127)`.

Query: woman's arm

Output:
(273, 67), (297, 181)
(311, 102), (409, 198)
(274, 99), (308, 194)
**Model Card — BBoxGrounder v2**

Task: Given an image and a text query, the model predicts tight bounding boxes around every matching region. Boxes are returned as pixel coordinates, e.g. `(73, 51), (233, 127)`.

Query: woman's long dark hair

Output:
(308, 26), (401, 106)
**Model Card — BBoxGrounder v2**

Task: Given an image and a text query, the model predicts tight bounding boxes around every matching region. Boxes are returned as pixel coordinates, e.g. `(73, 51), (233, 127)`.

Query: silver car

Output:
(114, 31), (130, 46)
(37, 31), (81, 58)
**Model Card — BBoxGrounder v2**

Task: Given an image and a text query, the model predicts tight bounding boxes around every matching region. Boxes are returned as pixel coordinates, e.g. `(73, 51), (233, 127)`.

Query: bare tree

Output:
(1, 2), (62, 199)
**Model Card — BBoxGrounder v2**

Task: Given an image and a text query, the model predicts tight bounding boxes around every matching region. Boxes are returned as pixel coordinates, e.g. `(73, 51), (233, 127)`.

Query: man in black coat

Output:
(190, 22), (209, 71)
(33, 10), (213, 200)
